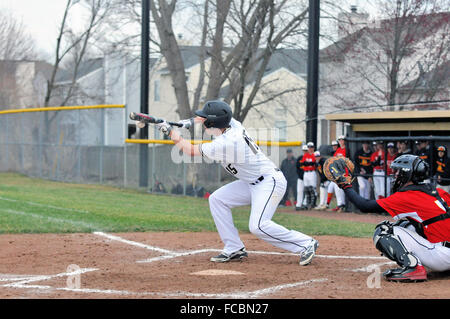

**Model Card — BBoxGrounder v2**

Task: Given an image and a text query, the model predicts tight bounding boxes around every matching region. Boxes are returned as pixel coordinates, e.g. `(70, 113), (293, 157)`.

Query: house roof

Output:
(159, 46), (307, 76)
(400, 60), (450, 90)
(55, 56), (159, 83)
(55, 58), (103, 83)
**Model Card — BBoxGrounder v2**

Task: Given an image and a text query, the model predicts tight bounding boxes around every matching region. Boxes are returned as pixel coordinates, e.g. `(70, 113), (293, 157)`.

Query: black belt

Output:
(250, 168), (280, 185)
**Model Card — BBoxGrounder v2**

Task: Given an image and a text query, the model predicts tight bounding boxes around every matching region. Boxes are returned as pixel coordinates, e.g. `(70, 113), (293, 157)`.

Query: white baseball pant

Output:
(303, 171), (317, 188)
(296, 178), (306, 207)
(208, 171), (313, 255)
(373, 169), (386, 199)
(357, 176), (371, 200)
(327, 181), (345, 206)
(319, 181), (330, 207)
(393, 226), (450, 272)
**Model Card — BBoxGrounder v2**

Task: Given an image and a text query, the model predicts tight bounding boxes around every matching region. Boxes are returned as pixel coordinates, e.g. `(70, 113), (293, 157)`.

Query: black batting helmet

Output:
(390, 154), (429, 193)
(195, 100), (232, 128)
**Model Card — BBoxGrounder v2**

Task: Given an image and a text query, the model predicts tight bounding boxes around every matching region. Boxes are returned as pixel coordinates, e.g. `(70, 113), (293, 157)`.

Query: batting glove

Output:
(178, 118), (194, 130)
(136, 121), (146, 129)
(157, 121), (172, 136)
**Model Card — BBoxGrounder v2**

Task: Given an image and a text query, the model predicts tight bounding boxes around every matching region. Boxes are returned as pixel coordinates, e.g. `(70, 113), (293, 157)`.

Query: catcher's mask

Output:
(390, 154), (429, 193)
(195, 100), (232, 129)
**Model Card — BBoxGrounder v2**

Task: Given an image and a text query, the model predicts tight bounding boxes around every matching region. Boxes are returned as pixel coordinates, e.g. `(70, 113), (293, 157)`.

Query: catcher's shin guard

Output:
(311, 188), (317, 207)
(305, 186), (315, 208)
(373, 221), (418, 269)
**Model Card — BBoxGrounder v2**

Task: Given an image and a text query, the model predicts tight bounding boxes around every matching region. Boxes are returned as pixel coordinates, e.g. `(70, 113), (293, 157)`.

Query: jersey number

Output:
(225, 164), (238, 175)
(243, 131), (260, 155)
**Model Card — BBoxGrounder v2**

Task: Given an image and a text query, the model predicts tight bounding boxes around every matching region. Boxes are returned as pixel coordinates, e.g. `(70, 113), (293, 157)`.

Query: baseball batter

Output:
(156, 100), (319, 265)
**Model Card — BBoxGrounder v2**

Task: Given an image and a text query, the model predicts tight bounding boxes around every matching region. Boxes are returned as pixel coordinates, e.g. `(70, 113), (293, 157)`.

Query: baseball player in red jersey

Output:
(301, 142), (317, 209)
(338, 154), (450, 282)
(327, 136), (347, 212)
(334, 135), (347, 157)
(371, 141), (386, 199)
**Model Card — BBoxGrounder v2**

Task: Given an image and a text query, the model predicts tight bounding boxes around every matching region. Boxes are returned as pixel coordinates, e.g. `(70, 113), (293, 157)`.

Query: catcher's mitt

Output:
(324, 156), (355, 189)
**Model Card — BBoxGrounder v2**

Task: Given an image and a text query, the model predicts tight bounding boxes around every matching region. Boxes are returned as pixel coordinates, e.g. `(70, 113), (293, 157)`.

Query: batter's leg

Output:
(248, 173), (313, 254)
(208, 180), (251, 255)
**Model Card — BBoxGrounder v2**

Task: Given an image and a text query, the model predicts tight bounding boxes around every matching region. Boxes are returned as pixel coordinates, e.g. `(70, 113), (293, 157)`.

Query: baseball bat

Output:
(129, 112), (183, 127)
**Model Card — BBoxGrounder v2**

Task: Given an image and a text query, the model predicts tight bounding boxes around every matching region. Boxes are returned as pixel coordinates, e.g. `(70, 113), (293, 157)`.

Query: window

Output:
(154, 80), (160, 101)
(275, 120), (287, 141)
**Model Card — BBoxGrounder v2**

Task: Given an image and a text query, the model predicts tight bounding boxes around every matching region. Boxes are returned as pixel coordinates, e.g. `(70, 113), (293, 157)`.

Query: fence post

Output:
(77, 109), (81, 183)
(20, 113), (24, 173)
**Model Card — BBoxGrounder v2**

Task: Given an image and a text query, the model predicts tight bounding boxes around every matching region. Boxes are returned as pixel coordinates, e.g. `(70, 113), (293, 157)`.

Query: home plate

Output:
(190, 269), (245, 276)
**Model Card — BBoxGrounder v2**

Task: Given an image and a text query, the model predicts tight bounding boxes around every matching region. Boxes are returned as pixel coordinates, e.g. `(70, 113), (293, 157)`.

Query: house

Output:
(53, 54), (158, 146)
(0, 60), (53, 109)
(150, 46), (308, 142)
(318, 8), (450, 145)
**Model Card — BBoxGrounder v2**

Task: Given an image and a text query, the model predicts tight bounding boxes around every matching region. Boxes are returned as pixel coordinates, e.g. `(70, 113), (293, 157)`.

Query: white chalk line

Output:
(93, 231), (175, 255)
(0, 208), (100, 230)
(0, 268), (328, 298)
(92, 231), (387, 264)
(0, 196), (89, 214)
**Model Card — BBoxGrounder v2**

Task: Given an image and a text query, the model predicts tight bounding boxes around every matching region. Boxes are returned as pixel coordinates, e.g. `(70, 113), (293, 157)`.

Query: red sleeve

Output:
(376, 192), (411, 218)
(438, 188), (450, 203)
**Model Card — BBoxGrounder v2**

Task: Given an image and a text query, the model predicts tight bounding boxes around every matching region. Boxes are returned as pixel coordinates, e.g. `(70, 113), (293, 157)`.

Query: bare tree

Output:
(0, 11), (38, 107)
(0, 10), (37, 60)
(44, 0), (116, 107)
(114, 0), (309, 121)
(320, 0), (449, 112)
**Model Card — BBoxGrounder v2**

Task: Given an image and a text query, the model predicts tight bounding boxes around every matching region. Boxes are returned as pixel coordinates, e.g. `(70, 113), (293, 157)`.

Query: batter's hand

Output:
(177, 118), (194, 129)
(157, 121), (172, 136)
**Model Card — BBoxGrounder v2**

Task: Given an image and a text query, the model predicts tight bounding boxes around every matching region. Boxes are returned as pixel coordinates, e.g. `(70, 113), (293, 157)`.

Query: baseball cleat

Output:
(299, 239), (319, 266)
(383, 265), (427, 282)
(210, 247), (248, 263)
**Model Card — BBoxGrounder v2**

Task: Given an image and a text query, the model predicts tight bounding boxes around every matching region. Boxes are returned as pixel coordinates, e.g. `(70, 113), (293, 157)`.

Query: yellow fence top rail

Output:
(0, 104), (125, 115)
(126, 139), (302, 147)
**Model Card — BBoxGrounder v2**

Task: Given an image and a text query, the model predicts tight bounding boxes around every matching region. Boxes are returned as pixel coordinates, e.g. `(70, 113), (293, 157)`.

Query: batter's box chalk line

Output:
(92, 231), (387, 263)
(0, 269), (328, 298)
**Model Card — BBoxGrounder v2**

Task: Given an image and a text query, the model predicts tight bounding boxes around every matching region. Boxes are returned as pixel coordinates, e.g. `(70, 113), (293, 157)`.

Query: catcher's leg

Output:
(373, 221), (426, 282)
(392, 223), (450, 273)
(209, 180), (251, 255)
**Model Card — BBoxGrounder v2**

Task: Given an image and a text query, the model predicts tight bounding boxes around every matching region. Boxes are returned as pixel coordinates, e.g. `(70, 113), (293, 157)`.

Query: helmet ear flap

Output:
(412, 158), (429, 183)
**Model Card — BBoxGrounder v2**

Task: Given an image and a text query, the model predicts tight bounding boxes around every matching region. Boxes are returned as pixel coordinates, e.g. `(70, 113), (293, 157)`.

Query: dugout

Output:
(325, 109), (450, 209)
(326, 109), (450, 159)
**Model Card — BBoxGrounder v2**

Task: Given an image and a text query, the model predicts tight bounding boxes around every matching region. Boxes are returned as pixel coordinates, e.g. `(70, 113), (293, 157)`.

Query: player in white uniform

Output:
(156, 100), (319, 265)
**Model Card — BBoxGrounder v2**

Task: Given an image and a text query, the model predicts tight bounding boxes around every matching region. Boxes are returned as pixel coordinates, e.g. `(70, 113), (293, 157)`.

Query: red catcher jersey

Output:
(377, 188), (450, 243)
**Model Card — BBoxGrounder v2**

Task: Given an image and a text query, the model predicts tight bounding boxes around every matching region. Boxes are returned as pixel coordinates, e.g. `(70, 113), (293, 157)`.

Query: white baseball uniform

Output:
(200, 119), (314, 255)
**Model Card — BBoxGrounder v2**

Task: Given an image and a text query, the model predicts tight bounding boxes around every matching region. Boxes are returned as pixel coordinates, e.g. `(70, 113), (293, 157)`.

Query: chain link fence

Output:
(0, 106), (298, 198)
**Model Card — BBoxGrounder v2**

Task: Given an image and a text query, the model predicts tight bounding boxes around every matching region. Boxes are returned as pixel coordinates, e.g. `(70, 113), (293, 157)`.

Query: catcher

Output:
(324, 154), (450, 282)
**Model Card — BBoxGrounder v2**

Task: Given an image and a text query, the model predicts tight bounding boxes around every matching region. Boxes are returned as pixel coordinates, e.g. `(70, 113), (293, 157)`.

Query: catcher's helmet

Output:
(195, 100), (232, 128)
(390, 154), (429, 193)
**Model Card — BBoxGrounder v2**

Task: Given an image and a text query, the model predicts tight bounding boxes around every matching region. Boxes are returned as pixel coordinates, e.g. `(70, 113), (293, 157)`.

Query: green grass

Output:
(0, 173), (374, 237)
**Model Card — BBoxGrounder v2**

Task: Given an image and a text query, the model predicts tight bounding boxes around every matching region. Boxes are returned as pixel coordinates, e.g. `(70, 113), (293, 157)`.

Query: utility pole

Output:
(305, 0), (320, 145)
(139, 0), (150, 188)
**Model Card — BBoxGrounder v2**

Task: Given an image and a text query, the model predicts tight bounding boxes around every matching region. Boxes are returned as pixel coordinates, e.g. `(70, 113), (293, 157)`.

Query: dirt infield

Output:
(0, 211), (449, 299)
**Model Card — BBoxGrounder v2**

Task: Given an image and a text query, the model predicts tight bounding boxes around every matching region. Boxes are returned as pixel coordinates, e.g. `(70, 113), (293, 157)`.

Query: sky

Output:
(1, 0), (379, 60)
(1, 0), (85, 59)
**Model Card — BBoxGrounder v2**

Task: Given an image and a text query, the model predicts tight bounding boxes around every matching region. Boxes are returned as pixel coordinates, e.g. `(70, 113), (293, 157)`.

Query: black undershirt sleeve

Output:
(344, 187), (387, 214)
